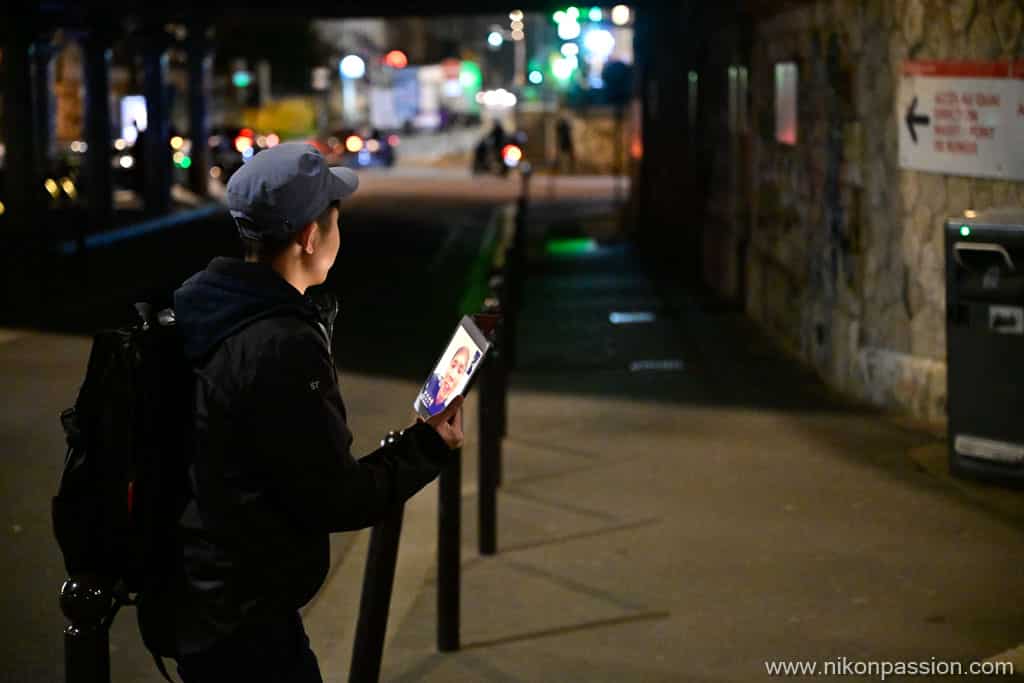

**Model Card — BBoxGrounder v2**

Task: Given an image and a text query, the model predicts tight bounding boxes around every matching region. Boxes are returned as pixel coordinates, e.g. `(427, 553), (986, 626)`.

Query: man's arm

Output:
(249, 326), (453, 533)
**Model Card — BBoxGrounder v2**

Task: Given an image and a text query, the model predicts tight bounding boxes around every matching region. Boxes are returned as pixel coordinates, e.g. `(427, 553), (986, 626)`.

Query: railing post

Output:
(478, 351), (500, 556)
(59, 576), (112, 683)
(437, 449), (461, 652)
(503, 256), (519, 372)
(487, 277), (509, 444)
(349, 504), (405, 683)
(505, 166), (531, 371)
(496, 312), (508, 444)
(515, 165), (531, 283)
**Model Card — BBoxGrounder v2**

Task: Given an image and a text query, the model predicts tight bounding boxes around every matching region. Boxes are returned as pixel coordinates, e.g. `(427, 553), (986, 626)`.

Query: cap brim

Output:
(328, 166), (360, 201)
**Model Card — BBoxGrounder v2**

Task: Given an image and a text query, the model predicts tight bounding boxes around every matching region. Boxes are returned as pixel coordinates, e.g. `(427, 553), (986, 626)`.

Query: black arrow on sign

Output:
(905, 96), (930, 143)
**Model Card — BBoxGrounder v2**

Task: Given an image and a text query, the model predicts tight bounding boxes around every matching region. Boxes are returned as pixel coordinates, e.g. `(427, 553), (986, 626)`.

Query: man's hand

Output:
(424, 396), (464, 450)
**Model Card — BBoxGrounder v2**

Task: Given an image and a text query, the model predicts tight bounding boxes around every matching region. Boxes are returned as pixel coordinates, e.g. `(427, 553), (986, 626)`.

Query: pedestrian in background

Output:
(555, 115), (575, 174)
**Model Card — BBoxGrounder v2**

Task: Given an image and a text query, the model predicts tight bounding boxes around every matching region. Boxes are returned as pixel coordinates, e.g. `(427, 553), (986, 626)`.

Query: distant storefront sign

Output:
(898, 60), (1024, 180)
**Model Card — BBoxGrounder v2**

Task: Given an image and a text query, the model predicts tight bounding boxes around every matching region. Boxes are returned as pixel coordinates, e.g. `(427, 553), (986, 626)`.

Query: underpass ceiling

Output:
(28, 0), (657, 24)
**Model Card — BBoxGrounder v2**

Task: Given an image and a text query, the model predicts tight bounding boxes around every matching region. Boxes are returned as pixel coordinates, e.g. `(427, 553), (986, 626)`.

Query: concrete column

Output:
(30, 36), (58, 180)
(632, 7), (656, 246)
(81, 29), (114, 234)
(634, 2), (697, 280)
(142, 29), (172, 215)
(186, 20), (211, 196)
(0, 18), (43, 322)
(2, 20), (42, 235)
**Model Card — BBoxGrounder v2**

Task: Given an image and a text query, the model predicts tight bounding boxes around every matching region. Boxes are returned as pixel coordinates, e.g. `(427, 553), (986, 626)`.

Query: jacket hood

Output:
(174, 257), (318, 361)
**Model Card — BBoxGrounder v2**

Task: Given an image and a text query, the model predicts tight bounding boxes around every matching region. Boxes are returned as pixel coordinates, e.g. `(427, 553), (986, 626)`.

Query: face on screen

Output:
(438, 347), (470, 403)
(416, 320), (488, 419)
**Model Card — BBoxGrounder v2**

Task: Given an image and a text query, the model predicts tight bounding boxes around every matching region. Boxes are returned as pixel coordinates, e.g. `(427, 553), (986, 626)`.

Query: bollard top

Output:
(59, 576), (112, 624)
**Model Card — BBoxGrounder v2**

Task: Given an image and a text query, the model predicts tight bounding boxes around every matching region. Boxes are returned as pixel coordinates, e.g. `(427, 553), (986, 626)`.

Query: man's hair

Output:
(239, 200), (340, 263)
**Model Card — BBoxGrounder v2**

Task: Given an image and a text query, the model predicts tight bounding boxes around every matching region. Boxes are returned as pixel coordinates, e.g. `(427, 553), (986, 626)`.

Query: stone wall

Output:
(708, 0), (1024, 424)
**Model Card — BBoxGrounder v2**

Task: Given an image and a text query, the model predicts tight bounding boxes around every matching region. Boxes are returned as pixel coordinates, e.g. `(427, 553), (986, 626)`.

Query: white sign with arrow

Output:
(898, 60), (1024, 180)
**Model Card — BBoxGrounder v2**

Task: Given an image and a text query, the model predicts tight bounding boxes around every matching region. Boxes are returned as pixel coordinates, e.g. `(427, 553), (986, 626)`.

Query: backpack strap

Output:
(153, 654), (177, 683)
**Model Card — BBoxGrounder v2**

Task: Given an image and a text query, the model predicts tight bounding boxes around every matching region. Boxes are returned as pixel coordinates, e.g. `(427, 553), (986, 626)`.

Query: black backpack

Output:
(53, 302), (192, 675)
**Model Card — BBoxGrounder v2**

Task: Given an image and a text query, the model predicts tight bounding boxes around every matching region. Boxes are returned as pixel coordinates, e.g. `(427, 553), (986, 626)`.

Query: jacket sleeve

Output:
(247, 326), (451, 533)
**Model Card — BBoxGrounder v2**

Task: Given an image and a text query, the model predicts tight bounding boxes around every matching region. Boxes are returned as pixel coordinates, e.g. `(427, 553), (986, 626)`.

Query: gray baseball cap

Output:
(226, 142), (359, 241)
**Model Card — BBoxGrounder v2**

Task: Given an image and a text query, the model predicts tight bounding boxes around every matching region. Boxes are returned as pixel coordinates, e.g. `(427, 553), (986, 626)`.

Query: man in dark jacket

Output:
(170, 143), (462, 682)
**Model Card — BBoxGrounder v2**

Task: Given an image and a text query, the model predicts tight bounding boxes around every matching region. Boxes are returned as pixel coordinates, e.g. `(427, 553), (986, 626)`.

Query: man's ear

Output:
(296, 221), (318, 255)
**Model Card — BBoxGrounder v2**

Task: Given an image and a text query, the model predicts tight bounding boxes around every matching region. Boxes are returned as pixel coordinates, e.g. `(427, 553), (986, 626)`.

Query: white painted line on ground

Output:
(628, 359), (685, 372)
(609, 311), (657, 325)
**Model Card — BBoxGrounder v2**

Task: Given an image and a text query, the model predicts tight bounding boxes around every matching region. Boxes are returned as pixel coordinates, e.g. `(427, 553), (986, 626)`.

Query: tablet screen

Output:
(414, 316), (491, 420)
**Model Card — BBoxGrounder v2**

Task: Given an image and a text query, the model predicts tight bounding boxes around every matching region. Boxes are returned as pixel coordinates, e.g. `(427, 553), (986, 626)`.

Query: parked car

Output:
(321, 128), (398, 169)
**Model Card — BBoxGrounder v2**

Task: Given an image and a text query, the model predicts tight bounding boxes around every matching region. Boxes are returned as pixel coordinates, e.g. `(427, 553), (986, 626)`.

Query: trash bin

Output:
(946, 208), (1024, 484)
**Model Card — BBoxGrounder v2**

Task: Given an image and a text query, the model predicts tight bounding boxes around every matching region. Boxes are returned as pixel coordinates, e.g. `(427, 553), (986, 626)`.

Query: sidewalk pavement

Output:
(348, 207), (1024, 681)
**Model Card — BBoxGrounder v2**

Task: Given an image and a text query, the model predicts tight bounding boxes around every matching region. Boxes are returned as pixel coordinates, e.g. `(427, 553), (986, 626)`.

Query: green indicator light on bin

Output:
(547, 238), (597, 255)
(960, 225), (971, 237)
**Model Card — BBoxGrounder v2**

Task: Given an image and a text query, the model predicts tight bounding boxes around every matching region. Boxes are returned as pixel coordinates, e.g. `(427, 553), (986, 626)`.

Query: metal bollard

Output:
(501, 266), (518, 371)
(493, 316), (508, 486)
(350, 504), (405, 683)
(59, 576), (112, 683)
(437, 449), (461, 652)
(495, 314), (508, 443)
(504, 191), (529, 370)
(513, 166), (531, 305)
(486, 277), (509, 444)
(478, 354), (500, 556)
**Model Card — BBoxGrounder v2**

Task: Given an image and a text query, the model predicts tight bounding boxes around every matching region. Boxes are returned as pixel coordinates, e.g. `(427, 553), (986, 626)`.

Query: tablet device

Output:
(414, 315), (492, 420)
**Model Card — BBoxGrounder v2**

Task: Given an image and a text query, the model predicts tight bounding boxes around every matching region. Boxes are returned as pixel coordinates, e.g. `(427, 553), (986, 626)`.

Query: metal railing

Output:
(349, 167), (530, 680)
